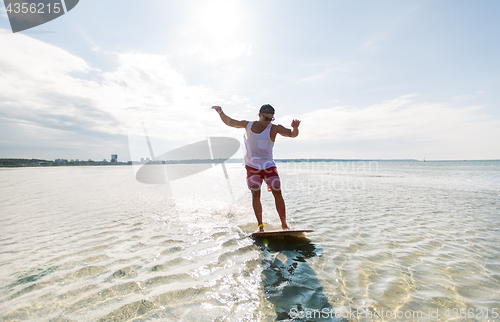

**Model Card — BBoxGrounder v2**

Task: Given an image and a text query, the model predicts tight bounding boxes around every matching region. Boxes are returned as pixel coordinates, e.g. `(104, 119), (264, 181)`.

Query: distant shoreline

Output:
(1, 158), (499, 168)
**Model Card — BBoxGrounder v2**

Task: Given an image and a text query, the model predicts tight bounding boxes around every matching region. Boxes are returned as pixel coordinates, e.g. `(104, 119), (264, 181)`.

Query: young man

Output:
(211, 104), (300, 232)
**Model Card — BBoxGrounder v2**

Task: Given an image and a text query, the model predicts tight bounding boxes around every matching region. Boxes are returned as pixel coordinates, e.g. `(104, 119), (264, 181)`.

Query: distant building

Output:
(111, 154), (118, 163)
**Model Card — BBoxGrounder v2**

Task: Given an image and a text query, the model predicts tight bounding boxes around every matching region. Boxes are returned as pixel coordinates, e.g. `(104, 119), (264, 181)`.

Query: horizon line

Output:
(2, 157), (500, 163)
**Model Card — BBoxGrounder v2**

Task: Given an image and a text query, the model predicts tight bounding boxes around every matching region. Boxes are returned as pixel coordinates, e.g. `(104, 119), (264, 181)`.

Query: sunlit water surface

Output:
(1, 161), (499, 321)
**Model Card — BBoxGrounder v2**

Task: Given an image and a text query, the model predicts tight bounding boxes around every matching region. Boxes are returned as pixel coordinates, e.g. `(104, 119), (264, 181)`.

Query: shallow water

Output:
(1, 161), (499, 321)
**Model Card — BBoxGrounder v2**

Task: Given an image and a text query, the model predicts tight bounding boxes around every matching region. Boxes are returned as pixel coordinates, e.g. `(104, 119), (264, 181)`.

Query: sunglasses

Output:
(261, 115), (275, 122)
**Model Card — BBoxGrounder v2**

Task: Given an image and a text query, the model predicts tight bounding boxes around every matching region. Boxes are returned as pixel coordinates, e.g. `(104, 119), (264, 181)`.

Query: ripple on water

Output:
(1, 162), (499, 321)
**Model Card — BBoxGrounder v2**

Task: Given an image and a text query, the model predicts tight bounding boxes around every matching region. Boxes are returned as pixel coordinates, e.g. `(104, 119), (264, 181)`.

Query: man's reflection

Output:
(254, 236), (339, 321)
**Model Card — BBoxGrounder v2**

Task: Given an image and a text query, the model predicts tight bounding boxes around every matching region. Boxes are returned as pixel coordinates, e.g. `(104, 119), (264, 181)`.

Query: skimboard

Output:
(251, 229), (313, 239)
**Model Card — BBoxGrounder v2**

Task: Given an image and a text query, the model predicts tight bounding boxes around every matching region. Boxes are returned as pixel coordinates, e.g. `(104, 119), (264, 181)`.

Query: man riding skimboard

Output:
(212, 104), (300, 232)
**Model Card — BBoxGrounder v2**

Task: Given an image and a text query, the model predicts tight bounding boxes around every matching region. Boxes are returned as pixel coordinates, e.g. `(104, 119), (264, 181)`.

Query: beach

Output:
(1, 160), (499, 321)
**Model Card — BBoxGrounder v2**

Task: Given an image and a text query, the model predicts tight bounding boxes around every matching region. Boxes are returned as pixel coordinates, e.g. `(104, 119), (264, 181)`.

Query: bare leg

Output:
(250, 186), (264, 231)
(271, 187), (289, 230)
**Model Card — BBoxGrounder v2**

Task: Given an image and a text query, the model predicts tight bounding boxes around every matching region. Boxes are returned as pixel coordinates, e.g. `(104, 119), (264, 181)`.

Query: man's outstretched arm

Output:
(212, 106), (248, 128)
(277, 119), (301, 138)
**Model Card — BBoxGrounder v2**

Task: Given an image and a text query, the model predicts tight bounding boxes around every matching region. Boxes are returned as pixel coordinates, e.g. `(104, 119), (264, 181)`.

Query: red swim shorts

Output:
(245, 165), (281, 189)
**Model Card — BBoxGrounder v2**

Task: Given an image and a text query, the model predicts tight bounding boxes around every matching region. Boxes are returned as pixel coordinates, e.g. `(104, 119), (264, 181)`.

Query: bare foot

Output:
(282, 224), (290, 230)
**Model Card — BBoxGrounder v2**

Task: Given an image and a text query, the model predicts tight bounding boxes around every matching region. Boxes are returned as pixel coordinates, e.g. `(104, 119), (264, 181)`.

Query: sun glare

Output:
(190, 0), (251, 60)
(197, 0), (241, 43)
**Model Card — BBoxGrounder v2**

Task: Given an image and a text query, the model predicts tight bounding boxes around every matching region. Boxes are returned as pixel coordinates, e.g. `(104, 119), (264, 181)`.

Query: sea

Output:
(1, 160), (499, 321)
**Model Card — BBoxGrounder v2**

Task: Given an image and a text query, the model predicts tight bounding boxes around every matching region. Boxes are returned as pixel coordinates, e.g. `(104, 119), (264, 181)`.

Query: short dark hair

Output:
(259, 104), (275, 114)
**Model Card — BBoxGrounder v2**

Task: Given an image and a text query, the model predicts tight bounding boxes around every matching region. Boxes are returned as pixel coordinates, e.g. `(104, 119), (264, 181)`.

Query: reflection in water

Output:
(254, 237), (340, 321)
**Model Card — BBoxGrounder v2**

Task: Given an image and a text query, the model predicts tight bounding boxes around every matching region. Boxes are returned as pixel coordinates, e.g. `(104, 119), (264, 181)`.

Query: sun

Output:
(197, 0), (242, 44)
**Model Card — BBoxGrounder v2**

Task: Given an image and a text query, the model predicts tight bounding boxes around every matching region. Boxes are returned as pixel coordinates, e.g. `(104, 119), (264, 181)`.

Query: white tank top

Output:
(243, 121), (276, 170)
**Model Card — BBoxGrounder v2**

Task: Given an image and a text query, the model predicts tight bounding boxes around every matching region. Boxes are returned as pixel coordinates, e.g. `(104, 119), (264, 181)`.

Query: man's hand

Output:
(212, 106), (222, 114)
(291, 119), (301, 129)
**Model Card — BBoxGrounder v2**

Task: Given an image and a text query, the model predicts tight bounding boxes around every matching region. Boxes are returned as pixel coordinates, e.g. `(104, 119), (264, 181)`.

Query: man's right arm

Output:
(211, 106), (248, 129)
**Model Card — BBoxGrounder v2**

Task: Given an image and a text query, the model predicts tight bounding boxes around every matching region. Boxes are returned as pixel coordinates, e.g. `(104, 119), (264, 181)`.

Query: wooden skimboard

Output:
(251, 229), (313, 239)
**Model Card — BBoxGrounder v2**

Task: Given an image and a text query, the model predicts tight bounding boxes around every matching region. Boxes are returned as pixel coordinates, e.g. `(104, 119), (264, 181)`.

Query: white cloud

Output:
(183, 42), (252, 61)
(0, 30), (99, 133)
(282, 95), (500, 160)
(1, 29), (498, 161)
(0, 29), (247, 159)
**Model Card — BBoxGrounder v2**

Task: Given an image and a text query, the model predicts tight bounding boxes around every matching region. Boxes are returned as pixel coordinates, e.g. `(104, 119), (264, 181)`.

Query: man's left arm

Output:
(277, 119), (300, 138)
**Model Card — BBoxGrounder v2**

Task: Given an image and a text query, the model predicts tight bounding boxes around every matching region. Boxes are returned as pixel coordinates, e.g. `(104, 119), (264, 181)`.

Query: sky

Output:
(0, 0), (499, 161)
